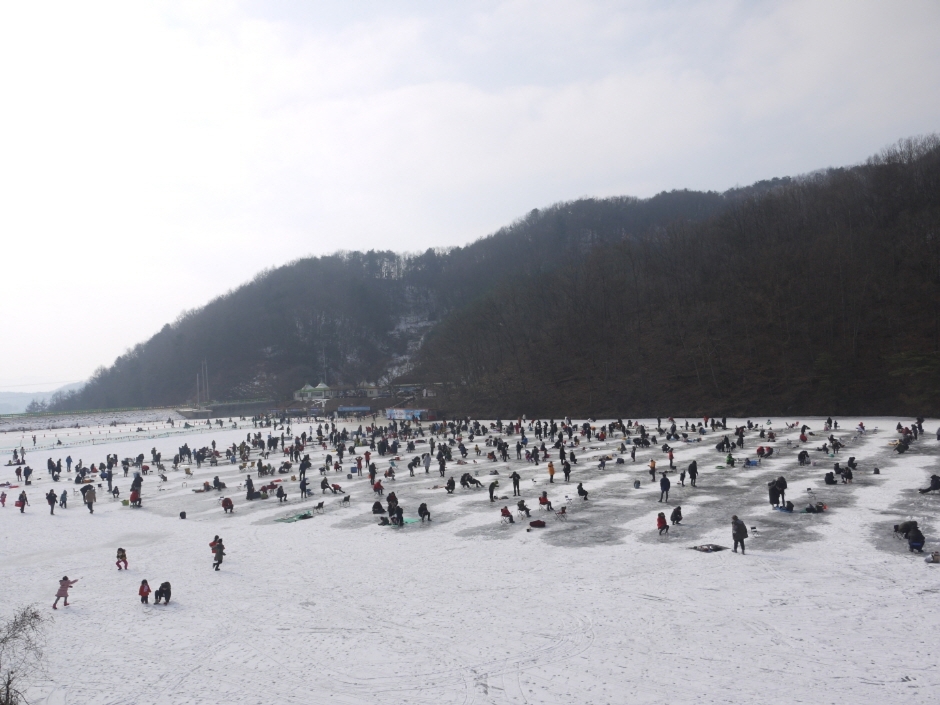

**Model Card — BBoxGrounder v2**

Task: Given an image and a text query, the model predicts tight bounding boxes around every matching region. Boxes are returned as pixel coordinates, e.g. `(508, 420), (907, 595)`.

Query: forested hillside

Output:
(49, 190), (728, 410)
(415, 136), (940, 417)
(50, 137), (940, 415)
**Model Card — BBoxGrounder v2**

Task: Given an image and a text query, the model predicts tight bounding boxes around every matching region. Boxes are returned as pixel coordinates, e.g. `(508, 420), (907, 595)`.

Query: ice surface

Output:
(2, 415), (938, 704)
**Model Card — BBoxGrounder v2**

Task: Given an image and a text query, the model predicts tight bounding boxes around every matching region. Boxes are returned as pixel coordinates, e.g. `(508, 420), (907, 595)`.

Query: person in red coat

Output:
(657, 512), (668, 535)
(139, 579), (151, 604)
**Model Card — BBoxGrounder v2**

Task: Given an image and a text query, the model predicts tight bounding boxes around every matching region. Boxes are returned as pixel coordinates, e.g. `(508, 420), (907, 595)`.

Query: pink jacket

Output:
(56, 579), (77, 598)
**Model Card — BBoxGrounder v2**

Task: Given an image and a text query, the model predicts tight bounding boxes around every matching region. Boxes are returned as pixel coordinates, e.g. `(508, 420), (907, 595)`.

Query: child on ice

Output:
(53, 576), (78, 609)
(116, 548), (128, 570)
(139, 579), (151, 604)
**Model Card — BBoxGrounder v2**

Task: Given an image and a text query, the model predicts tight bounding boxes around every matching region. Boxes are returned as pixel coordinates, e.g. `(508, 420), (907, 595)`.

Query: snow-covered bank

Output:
(2, 417), (938, 704)
(0, 408), (185, 435)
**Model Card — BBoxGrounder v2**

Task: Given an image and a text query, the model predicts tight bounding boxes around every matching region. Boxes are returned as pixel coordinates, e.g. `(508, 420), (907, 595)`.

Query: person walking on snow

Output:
(212, 538), (225, 570)
(46, 489), (57, 515)
(53, 576), (78, 609)
(732, 515), (748, 554)
(116, 548), (128, 570)
(688, 461), (698, 487)
(547, 461), (555, 483)
(659, 473), (670, 502)
(85, 486), (96, 513)
(17, 491), (28, 513)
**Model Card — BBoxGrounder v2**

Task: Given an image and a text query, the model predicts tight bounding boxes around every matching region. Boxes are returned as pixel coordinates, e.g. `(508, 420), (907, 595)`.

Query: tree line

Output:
(49, 190), (729, 411)
(414, 136), (940, 417)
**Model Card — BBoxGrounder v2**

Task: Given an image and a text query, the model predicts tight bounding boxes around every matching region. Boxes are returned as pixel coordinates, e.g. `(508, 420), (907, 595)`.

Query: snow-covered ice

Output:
(2, 416), (938, 704)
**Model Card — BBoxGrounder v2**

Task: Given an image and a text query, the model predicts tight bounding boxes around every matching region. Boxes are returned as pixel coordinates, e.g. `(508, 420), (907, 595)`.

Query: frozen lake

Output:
(2, 415), (938, 704)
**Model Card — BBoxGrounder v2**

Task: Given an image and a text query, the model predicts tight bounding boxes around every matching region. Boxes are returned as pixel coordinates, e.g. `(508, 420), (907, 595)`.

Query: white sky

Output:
(1, 0), (938, 392)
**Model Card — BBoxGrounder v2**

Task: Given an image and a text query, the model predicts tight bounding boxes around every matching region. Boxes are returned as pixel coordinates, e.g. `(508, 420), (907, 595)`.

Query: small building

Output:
(359, 383), (380, 398)
(294, 382), (334, 401)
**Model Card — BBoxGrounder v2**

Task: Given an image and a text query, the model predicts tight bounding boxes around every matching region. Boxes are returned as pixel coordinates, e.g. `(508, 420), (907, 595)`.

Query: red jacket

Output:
(139, 583), (151, 597)
(656, 515), (667, 530)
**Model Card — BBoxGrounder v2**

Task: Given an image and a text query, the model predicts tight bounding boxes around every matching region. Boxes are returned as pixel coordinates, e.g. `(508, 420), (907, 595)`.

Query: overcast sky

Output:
(1, 0), (938, 392)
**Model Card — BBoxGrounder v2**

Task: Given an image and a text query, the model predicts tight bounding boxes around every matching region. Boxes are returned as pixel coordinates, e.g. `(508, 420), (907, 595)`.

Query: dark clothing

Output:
(213, 543), (225, 570)
(768, 484), (780, 507)
(154, 583), (172, 604)
(732, 518), (748, 554)
(659, 476), (670, 502)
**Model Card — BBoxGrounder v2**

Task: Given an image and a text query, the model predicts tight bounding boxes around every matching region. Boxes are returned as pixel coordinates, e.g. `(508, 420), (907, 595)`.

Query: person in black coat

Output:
(510, 471), (521, 496)
(659, 474), (670, 503)
(908, 527), (926, 553)
(919, 475), (940, 494)
(577, 482), (589, 500)
(768, 482), (781, 507)
(154, 582), (172, 605)
(418, 503), (431, 522)
(774, 476), (787, 505)
(46, 489), (57, 515)
(687, 460), (698, 487)
(670, 506), (683, 525)
(732, 515), (748, 554)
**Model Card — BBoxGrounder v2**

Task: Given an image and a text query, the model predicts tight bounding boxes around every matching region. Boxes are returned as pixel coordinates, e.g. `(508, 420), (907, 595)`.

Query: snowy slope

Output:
(1, 417), (938, 704)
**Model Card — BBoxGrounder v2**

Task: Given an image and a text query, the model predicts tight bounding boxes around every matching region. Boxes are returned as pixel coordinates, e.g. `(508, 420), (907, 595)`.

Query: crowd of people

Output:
(3, 412), (937, 611)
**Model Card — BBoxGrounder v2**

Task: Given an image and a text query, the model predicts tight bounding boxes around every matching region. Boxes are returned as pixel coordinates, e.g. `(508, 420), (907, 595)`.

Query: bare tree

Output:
(0, 606), (47, 705)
